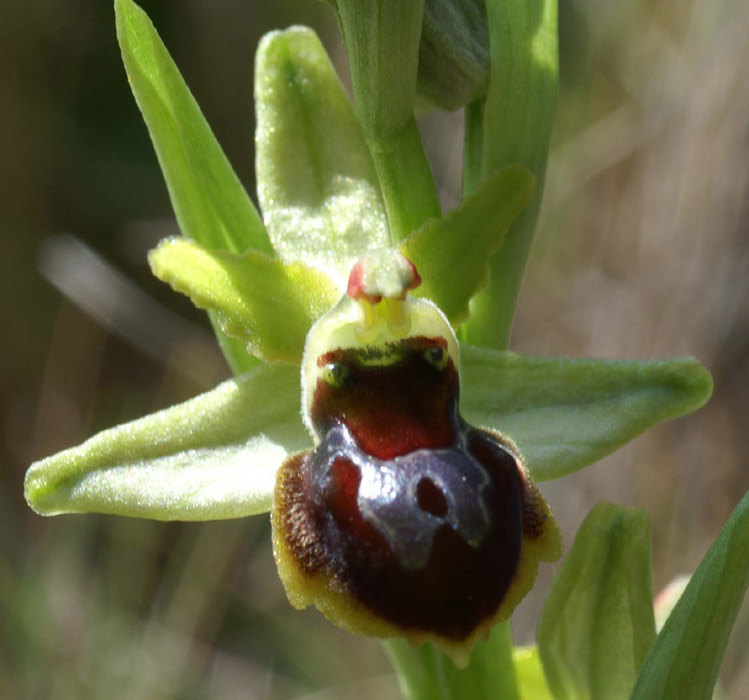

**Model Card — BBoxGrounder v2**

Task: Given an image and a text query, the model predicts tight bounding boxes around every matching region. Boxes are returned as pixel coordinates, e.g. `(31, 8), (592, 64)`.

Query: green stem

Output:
(462, 98), (485, 198)
(369, 118), (442, 243)
(385, 623), (520, 700)
(462, 0), (558, 350)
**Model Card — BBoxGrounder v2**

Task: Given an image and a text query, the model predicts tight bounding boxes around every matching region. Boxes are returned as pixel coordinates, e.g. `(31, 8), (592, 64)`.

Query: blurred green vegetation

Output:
(1, 0), (747, 697)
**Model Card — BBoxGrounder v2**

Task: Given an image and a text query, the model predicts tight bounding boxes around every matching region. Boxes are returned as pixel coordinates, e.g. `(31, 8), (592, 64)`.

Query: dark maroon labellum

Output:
(273, 335), (559, 651)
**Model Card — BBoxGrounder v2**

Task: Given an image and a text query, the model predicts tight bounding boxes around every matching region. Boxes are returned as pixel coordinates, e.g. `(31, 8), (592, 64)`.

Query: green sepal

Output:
(400, 165), (533, 326)
(459, 347), (713, 481)
(115, 0), (272, 257)
(632, 489), (749, 699)
(385, 623), (519, 699)
(254, 26), (389, 285)
(538, 503), (656, 699)
(24, 363), (308, 520)
(462, 0), (558, 349)
(148, 238), (340, 365)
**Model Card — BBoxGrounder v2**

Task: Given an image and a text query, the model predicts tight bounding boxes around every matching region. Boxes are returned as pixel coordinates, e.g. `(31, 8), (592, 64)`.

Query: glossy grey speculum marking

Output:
(319, 422), (491, 570)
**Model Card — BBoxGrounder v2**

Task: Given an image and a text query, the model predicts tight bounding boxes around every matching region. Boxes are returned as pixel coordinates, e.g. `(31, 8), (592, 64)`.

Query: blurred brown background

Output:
(1, 0), (747, 697)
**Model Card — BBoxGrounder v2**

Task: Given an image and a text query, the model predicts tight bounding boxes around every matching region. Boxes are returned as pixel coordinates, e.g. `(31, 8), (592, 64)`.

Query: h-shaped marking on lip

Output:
(321, 423), (491, 571)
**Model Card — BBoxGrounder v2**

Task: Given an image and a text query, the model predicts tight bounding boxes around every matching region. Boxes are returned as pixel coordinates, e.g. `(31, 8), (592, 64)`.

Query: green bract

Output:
(24, 0), (744, 697)
(417, 0), (491, 112)
(538, 503), (656, 698)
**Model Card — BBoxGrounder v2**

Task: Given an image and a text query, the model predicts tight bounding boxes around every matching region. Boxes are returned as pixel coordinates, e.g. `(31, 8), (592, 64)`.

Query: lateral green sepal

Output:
(24, 363), (308, 520)
(149, 238), (340, 364)
(460, 347), (713, 480)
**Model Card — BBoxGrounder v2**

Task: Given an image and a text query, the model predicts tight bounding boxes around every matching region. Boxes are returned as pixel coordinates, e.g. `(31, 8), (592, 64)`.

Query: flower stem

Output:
(385, 623), (520, 700)
(369, 118), (442, 244)
(462, 98), (485, 198)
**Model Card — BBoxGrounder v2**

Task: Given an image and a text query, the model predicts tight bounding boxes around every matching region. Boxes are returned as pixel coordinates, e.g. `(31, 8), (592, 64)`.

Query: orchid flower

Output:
(24, 1), (746, 698)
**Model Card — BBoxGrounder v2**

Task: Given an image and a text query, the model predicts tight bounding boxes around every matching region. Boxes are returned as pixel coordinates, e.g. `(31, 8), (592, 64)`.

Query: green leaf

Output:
(24, 363), (308, 520)
(513, 646), (553, 700)
(459, 347), (713, 481)
(632, 489), (749, 699)
(385, 623), (519, 700)
(149, 238), (340, 365)
(400, 165), (534, 326)
(538, 503), (656, 699)
(255, 27), (389, 286)
(335, 0), (441, 241)
(115, 0), (272, 257)
(462, 0), (559, 349)
(115, 0), (272, 374)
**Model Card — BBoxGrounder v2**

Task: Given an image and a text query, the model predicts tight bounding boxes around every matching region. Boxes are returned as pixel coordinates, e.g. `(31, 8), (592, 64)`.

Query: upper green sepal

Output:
(538, 503), (656, 698)
(148, 237), (340, 364)
(255, 26), (389, 285)
(400, 165), (534, 326)
(632, 488), (749, 699)
(25, 363), (307, 520)
(460, 347), (713, 481)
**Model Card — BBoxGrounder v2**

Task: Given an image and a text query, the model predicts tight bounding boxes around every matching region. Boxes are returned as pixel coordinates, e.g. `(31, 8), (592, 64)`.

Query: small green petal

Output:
(632, 489), (749, 699)
(255, 26), (389, 285)
(115, 0), (272, 256)
(460, 347), (713, 481)
(538, 503), (656, 699)
(400, 165), (534, 326)
(25, 363), (307, 520)
(149, 238), (340, 364)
